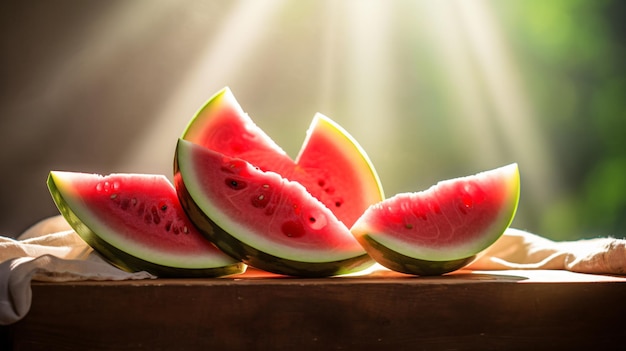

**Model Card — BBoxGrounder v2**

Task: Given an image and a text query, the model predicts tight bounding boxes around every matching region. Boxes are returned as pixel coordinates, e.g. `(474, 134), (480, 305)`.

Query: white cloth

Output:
(1, 216), (625, 325)
(466, 228), (626, 274)
(0, 216), (154, 325)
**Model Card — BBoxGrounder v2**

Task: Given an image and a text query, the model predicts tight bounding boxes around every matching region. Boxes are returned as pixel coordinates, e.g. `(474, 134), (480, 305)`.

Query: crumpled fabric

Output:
(465, 227), (626, 275)
(0, 216), (154, 325)
(1, 216), (625, 325)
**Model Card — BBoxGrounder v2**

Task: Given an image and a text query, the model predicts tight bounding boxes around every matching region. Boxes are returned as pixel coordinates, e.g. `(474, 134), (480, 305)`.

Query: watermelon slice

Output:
(47, 171), (246, 277)
(350, 164), (520, 275)
(174, 138), (374, 277)
(181, 87), (384, 227)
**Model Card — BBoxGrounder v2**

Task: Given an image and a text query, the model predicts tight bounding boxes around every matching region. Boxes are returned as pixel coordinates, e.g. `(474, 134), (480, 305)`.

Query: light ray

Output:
(342, 0), (397, 186)
(421, 1), (503, 166)
(455, 0), (561, 209)
(318, 0), (341, 113)
(117, 0), (287, 177)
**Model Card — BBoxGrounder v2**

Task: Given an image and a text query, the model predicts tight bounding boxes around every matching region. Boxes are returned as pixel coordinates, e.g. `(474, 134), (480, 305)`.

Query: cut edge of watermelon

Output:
(47, 171), (241, 270)
(352, 163), (520, 262)
(175, 138), (369, 263)
(181, 86), (289, 159)
(295, 113), (385, 200)
(180, 87), (235, 141)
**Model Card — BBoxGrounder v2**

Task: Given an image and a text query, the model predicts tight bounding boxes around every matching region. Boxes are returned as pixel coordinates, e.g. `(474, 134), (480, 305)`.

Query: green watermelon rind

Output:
(175, 139), (367, 262)
(360, 235), (476, 276)
(174, 139), (374, 276)
(175, 175), (373, 277)
(47, 172), (246, 277)
(174, 139), (365, 263)
(353, 164), (520, 262)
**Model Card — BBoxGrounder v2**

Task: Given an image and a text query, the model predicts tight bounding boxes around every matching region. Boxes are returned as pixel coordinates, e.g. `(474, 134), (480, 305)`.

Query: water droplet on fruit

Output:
(306, 210), (327, 230)
(95, 180), (113, 194)
(461, 193), (473, 208)
(281, 220), (305, 238)
(112, 181), (120, 191)
(457, 184), (476, 215)
(458, 199), (472, 215)
(226, 178), (247, 190)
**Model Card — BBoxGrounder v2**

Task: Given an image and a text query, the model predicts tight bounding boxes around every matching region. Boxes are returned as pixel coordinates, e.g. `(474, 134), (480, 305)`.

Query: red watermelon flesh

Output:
(181, 88), (294, 175)
(181, 88), (384, 228)
(174, 138), (373, 277)
(351, 163), (520, 264)
(47, 171), (245, 277)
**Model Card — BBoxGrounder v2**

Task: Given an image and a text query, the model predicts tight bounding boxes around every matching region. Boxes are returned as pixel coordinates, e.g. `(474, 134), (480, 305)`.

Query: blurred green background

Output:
(1, 0), (624, 240)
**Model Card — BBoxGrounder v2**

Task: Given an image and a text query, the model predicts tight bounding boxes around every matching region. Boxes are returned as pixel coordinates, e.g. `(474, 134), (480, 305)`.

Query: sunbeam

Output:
(1, 0), (620, 238)
(118, 0), (287, 176)
(455, 0), (561, 219)
(421, 1), (503, 165)
(341, 0), (397, 190)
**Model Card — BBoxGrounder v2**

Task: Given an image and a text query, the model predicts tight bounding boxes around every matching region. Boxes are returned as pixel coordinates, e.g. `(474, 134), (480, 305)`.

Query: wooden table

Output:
(2, 268), (625, 350)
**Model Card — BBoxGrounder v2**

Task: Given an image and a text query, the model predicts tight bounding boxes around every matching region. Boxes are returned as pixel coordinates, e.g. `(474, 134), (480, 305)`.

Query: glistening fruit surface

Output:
(181, 87), (384, 227)
(174, 138), (373, 277)
(47, 171), (245, 277)
(351, 163), (520, 265)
